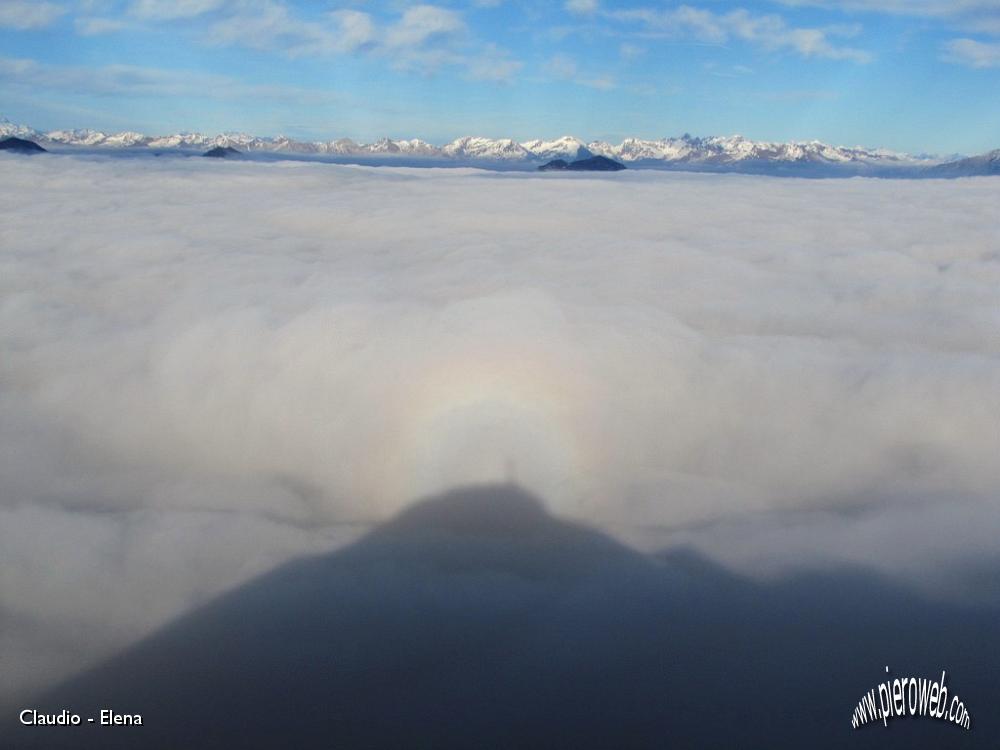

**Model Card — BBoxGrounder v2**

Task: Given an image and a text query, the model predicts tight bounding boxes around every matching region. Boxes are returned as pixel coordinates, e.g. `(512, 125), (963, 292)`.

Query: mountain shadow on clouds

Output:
(6, 484), (999, 748)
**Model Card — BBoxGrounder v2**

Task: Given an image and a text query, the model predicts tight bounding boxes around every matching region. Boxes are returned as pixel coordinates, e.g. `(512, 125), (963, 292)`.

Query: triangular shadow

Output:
(6, 484), (998, 748)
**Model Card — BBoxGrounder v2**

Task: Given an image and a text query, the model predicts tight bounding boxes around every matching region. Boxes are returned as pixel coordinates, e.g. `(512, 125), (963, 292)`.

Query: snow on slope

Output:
(441, 136), (531, 160)
(520, 136), (592, 161)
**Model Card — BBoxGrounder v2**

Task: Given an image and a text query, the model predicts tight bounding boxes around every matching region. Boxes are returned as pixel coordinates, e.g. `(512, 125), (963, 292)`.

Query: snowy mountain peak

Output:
(520, 135), (592, 161)
(442, 136), (531, 160)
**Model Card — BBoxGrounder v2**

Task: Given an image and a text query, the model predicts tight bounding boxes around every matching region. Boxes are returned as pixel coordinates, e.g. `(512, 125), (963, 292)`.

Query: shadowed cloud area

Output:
(5, 484), (998, 748)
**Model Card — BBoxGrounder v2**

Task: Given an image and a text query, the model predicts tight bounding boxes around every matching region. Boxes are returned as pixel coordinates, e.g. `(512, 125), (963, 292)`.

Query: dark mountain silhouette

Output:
(926, 149), (1000, 177)
(4, 484), (998, 748)
(203, 145), (242, 158)
(539, 155), (626, 172)
(538, 158), (569, 171)
(0, 137), (47, 154)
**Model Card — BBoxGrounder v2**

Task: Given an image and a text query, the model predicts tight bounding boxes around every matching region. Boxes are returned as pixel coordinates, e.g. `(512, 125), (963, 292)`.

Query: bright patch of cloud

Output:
(331, 9), (377, 51)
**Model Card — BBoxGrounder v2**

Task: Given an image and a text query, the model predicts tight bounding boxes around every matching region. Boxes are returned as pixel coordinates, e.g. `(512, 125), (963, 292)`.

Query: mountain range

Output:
(925, 149), (1000, 177)
(1, 116), (992, 176)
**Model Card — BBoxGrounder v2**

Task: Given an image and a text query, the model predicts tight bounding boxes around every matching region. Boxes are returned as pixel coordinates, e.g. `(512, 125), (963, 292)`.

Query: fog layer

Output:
(1, 155), (998, 704)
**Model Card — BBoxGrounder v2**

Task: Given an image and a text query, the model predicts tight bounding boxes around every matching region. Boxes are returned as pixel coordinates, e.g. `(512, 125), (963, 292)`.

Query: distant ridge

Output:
(925, 149), (1000, 177)
(203, 145), (242, 158)
(1, 116), (996, 176)
(538, 155), (626, 172)
(0, 136), (46, 154)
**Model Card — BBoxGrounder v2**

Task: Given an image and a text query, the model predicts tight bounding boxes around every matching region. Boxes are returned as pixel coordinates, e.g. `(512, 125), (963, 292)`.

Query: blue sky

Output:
(1, 0), (999, 153)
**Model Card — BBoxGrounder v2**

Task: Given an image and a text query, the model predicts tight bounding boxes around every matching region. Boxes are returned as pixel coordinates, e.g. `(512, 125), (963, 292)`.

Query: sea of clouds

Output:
(1, 153), (998, 706)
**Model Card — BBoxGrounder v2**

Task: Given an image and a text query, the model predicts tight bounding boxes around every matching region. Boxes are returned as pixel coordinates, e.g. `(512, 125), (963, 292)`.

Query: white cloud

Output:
(373, 5), (523, 80)
(612, 5), (727, 42)
(384, 4), (465, 48)
(192, 2), (514, 80)
(50, 1), (518, 84)
(330, 9), (376, 51)
(609, 5), (873, 62)
(942, 37), (1000, 67)
(205, 1), (374, 57)
(0, 0), (65, 29)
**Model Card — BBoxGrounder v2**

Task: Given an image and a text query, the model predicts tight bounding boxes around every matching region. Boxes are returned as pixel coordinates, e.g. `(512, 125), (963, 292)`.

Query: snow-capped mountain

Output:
(440, 136), (531, 161)
(360, 137), (441, 156)
(583, 133), (922, 167)
(520, 136), (592, 161)
(0, 118), (41, 140)
(0, 115), (964, 173)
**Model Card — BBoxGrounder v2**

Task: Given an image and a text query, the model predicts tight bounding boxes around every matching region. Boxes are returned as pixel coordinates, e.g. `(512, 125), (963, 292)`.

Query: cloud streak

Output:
(608, 5), (872, 62)
(776, 0), (1000, 18)
(0, 54), (340, 104)
(777, 0), (1000, 42)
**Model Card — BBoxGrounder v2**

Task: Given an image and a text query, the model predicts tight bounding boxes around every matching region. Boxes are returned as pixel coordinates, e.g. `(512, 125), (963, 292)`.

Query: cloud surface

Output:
(1, 154), (998, 705)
